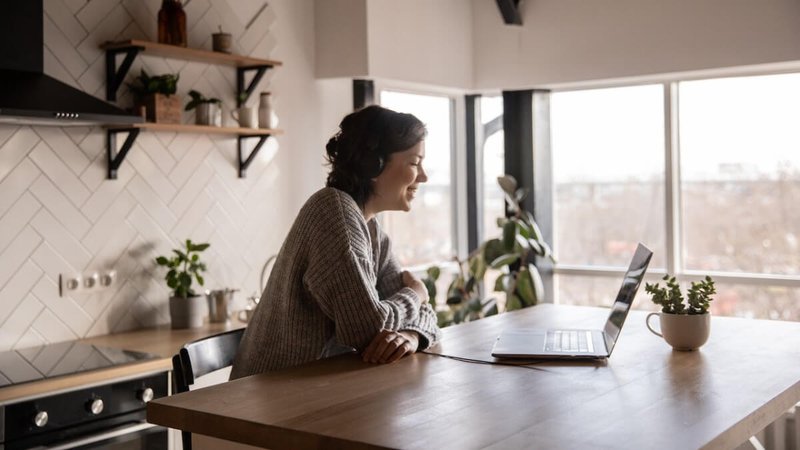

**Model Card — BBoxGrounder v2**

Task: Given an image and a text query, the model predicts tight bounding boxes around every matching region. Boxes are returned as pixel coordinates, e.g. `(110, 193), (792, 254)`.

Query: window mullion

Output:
(664, 82), (682, 276)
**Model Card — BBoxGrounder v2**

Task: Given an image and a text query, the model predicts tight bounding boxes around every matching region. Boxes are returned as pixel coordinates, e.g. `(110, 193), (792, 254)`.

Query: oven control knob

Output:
(138, 387), (154, 403)
(87, 398), (104, 415)
(33, 411), (48, 428)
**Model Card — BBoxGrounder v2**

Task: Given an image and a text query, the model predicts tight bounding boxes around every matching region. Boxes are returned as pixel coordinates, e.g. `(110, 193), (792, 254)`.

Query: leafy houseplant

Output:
(423, 175), (556, 327)
(185, 90), (222, 126)
(128, 69), (181, 124)
(645, 275), (716, 315)
(155, 239), (210, 329)
(644, 275), (716, 351)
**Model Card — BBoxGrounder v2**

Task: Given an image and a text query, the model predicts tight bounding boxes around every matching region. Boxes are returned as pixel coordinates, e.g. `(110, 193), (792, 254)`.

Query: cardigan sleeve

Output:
(374, 222), (443, 350)
(301, 194), (422, 351)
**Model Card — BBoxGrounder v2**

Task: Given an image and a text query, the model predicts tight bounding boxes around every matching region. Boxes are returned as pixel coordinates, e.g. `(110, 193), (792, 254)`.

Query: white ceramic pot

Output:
(646, 312), (710, 351)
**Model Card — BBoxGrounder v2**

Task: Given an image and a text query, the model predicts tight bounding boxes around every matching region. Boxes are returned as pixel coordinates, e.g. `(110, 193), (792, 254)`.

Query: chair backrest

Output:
(172, 328), (245, 450)
(172, 328), (245, 393)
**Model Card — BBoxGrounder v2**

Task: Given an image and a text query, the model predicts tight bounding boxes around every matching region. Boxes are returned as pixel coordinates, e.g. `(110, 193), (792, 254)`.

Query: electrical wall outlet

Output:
(59, 270), (117, 296)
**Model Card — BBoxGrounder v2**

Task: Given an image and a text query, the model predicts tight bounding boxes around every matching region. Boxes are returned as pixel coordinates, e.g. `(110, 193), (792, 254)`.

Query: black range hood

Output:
(0, 1), (142, 126)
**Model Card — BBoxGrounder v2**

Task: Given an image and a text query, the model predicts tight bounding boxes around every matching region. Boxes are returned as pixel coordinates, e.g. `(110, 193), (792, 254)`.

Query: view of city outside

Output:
(679, 73), (800, 276)
(551, 84), (667, 269)
(551, 76), (800, 322)
(379, 91), (455, 267)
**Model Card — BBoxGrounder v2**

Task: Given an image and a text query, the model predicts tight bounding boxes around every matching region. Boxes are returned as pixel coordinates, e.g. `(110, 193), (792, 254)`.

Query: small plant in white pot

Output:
(185, 90), (221, 126)
(645, 275), (716, 351)
(155, 239), (210, 329)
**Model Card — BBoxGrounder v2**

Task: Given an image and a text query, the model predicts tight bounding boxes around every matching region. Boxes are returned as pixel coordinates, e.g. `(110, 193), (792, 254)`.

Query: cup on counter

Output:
(231, 106), (258, 129)
(206, 288), (238, 323)
(235, 294), (259, 323)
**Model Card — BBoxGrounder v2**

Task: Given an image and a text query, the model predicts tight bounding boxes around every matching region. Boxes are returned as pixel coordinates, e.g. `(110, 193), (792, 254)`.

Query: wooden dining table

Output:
(147, 304), (800, 449)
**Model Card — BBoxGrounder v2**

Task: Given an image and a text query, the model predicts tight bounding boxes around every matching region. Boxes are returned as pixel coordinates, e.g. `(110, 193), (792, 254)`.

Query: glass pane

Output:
(481, 96), (505, 241)
(559, 274), (800, 321)
(551, 85), (666, 268)
(380, 91), (454, 266)
(679, 74), (800, 275)
(556, 274), (657, 311)
(710, 282), (800, 321)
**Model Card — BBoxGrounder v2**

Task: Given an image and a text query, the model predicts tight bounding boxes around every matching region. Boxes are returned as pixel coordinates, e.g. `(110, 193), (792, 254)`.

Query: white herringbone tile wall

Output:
(0, 0), (292, 350)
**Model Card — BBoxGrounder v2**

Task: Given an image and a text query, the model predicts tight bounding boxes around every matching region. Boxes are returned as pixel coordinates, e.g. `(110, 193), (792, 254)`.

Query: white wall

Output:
(367, 0), (473, 89)
(473, 0), (800, 89)
(314, 0), (474, 90)
(314, 0), (369, 79)
(0, 0), (325, 349)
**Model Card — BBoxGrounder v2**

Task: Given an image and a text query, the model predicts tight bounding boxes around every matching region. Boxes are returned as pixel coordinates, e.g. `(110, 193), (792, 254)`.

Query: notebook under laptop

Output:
(491, 243), (653, 360)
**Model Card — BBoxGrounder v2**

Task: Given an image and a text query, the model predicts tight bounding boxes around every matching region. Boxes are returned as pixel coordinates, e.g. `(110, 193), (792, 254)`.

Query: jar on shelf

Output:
(258, 92), (277, 129)
(158, 0), (187, 47)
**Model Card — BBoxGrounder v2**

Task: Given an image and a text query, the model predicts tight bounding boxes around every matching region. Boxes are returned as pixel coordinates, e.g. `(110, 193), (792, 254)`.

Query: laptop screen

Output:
(602, 243), (653, 353)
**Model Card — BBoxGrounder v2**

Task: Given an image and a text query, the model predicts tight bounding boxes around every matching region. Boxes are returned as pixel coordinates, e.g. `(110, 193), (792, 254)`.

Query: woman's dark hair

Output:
(325, 105), (427, 206)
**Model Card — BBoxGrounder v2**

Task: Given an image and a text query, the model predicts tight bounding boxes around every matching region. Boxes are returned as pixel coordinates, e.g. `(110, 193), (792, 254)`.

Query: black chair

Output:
(172, 328), (245, 450)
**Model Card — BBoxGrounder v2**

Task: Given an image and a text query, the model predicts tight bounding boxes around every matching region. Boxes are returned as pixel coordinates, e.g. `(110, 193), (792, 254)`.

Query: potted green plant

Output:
(423, 174), (556, 327)
(128, 69), (181, 124)
(155, 239), (210, 329)
(185, 90), (222, 126)
(644, 275), (716, 351)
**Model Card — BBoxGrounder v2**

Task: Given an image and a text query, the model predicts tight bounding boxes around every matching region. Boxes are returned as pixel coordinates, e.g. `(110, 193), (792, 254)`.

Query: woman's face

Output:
(370, 141), (428, 214)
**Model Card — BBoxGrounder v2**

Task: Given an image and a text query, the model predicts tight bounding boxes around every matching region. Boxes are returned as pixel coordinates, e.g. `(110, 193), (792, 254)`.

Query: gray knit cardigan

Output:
(230, 187), (442, 377)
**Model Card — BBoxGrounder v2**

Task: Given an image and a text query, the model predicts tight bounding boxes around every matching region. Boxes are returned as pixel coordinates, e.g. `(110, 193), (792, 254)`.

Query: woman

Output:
(231, 105), (442, 378)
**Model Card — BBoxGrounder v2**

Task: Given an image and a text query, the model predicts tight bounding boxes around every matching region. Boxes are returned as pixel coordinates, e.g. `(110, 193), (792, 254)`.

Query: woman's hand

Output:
(402, 270), (428, 304)
(362, 329), (420, 364)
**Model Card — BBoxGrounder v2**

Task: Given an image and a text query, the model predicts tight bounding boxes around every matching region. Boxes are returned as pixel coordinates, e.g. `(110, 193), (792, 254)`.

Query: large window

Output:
(551, 85), (666, 269)
(550, 74), (800, 321)
(480, 96), (505, 241)
(380, 90), (455, 266)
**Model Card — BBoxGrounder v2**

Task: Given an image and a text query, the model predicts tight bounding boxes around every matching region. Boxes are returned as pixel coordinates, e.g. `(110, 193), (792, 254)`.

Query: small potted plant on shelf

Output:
(185, 90), (222, 126)
(128, 69), (181, 124)
(645, 275), (716, 351)
(155, 239), (210, 329)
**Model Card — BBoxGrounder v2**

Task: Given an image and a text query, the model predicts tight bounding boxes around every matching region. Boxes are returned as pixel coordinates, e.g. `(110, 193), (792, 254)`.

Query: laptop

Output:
(491, 243), (653, 359)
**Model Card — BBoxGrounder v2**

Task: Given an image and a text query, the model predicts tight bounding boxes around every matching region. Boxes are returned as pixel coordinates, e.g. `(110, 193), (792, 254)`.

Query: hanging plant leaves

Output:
(497, 174), (518, 195)
(483, 298), (499, 316)
(494, 273), (508, 292)
(490, 253), (519, 269)
(506, 294), (523, 311)
(528, 263), (545, 305)
(502, 221), (517, 251)
(516, 268), (536, 306)
(483, 239), (505, 265)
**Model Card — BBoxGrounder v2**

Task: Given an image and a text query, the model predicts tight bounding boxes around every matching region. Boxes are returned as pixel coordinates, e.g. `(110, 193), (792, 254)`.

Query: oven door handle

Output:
(35, 422), (158, 450)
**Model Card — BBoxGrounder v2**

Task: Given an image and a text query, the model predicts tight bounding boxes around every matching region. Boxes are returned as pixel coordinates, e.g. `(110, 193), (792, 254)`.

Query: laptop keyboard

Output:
(545, 330), (594, 353)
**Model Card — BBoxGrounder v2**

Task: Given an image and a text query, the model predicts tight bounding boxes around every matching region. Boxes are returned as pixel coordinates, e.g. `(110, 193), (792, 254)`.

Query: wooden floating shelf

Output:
(106, 123), (284, 136)
(100, 39), (283, 68)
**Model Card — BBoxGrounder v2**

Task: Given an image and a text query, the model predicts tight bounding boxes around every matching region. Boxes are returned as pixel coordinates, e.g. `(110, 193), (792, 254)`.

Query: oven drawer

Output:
(1, 372), (168, 449)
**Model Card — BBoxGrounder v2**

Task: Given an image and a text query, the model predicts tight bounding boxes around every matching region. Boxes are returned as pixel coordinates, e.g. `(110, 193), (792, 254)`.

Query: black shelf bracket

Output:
(236, 65), (274, 107)
(107, 128), (140, 179)
(237, 134), (271, 178)
(105, 46), (142, 101)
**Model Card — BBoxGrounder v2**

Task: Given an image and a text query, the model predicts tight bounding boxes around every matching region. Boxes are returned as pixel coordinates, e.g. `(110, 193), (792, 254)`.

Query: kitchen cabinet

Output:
(100, 40), (283, 179)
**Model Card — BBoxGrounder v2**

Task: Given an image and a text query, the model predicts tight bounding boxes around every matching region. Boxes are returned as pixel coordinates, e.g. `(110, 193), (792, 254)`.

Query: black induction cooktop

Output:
(0, 341), (159, 387)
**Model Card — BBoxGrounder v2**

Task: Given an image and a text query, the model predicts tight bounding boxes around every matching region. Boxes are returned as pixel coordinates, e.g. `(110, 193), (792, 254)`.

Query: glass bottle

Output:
(258, 92), (275, 129)
(157, 0), (187, 47)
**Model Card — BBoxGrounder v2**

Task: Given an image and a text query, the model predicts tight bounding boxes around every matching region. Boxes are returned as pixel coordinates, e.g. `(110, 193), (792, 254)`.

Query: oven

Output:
(0, 342), (169, 450)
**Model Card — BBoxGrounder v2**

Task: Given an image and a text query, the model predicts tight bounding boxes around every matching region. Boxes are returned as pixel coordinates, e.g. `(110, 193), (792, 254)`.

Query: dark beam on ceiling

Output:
(496, 0), (522, 25)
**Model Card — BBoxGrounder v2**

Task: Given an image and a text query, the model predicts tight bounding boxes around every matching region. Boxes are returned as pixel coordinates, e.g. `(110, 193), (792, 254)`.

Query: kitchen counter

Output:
(0, 320), (245, 405)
